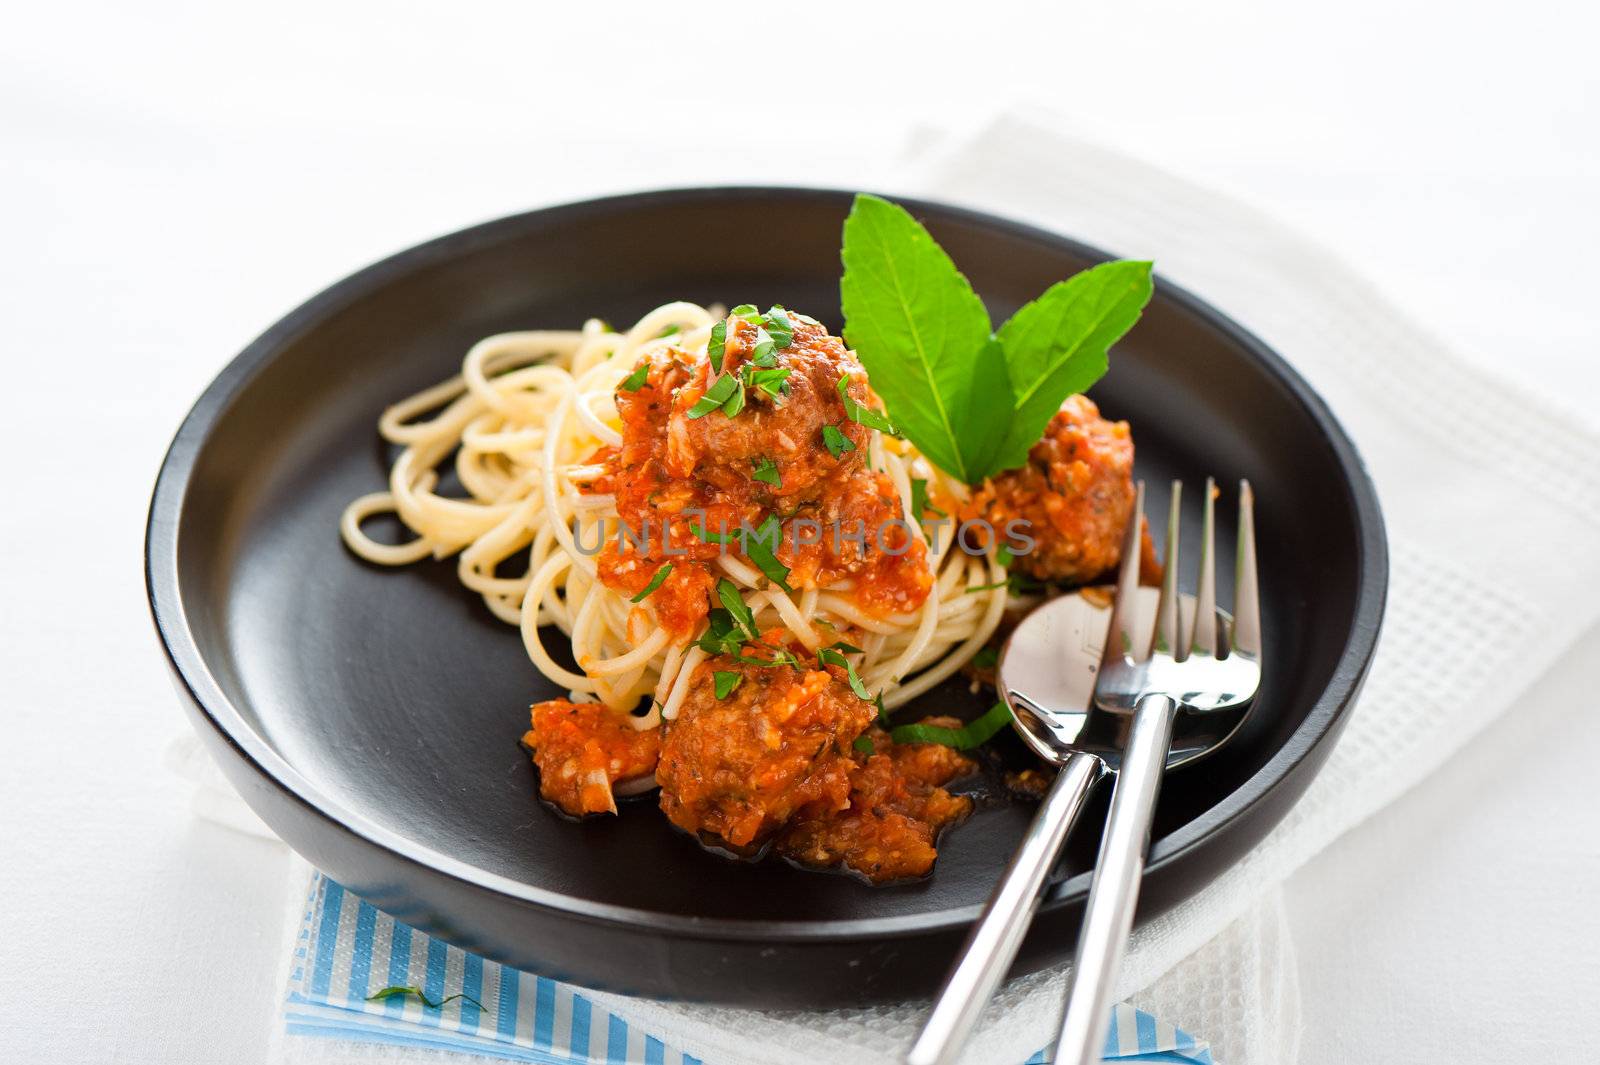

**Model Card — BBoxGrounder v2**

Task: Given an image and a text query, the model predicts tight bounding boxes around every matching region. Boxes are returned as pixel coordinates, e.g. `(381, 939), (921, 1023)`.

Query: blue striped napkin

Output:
(287, 874), (1213, 1065)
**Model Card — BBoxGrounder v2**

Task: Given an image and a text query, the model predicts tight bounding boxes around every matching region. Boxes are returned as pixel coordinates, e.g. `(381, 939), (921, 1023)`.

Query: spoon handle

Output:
(1053, 692), (1178, 1065)
(907, 750), (1104, 1065)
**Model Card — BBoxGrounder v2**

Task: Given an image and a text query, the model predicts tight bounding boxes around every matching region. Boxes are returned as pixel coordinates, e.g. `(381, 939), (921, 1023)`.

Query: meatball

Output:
(963, 394), (1137, 584)
(665, 315), (871, 502)
(656, 657), (872, 850)
(590, 312), (928, 620)
(777, 719), (976, 882)
(523, 700), (661, 816)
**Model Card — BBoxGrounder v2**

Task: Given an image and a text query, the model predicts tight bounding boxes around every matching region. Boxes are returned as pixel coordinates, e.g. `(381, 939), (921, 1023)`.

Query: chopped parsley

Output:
(688, 515), (792, 591)
(693, 578), (810, 663)
(744, 365), (791, 397)
(742, 513), (794, 593)
(731, 647), (803, 669)
(909, 477), (944, 518)
(749, 328), (778, 367)
(764, 305), (795, 348)
(687, 372), (742, 418)
(688, 520), (733, 544)
(366, 986), (485, 1012)
(694, 608), (740, 655)
(630, 564), (673, 603)
(707, 319), (728, 373)
(619, 361), (650, 392)
(836, 374), (897, 435)
(890, 701), (1014, 750)
(822, 424), (856, 459)
(816, 641), (871, 700)
(717, 578), (758, 636)
(713, 670), (742, 699)
(751, 457), (781, 487)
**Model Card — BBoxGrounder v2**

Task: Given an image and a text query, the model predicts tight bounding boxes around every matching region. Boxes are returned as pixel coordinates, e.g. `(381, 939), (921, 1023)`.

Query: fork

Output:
(907, 478), (1260, 1065)
(1052, 478), (1261, 1065)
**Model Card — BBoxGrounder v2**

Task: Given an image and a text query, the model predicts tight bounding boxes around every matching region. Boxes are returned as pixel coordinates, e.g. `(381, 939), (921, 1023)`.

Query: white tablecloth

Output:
(3, 3), (1597, 1062)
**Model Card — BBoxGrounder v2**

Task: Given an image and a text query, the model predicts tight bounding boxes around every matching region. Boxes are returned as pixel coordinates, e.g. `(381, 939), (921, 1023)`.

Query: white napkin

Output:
(177, 110), (1600, 1064)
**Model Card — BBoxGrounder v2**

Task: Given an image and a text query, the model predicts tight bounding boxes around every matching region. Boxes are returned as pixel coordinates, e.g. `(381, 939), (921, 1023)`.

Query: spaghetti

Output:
(340, 303), (1008, 732)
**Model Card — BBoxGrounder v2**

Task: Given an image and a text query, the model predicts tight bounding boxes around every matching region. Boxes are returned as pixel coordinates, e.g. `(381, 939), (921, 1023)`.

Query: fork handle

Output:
(907, 751), (1105, 1065)
(1054, 693), (1178, 1065)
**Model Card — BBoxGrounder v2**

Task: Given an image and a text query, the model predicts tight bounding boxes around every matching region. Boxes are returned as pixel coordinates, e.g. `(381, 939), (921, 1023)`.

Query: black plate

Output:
(146, 187), (1386, 1006)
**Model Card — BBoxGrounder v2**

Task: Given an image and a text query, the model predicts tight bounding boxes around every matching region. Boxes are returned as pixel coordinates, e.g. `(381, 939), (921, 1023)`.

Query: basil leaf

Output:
(688, 372), (741, 418)
(619, 361), (650, 392)
(990, 260), (1153, 470)
(873, 692), (891, 727)
(366, 985), (485, 1012)
(836, 374), (897, 435)
(720, 379), (746, 418)
(741, 514), (794, 593)
(889, 701), (1013, 750)
(822, 424), (855, 459)
(751, 457), (781, 487)
(657, 324), (681, 338)
(971, 646), (998, 668)
(707, 319), (728, 373)
(853, 735), (875, 754)
(713, 670), (742, 698)
(716, 579), (758, 639)
(965, 579), (1009, 593)
(840, 194), (1013, 482)
(730, 304), (760, 319)
(631, 564), (673, 602)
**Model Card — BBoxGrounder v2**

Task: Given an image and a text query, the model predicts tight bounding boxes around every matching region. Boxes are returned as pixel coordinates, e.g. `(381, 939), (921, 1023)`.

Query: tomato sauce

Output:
(586, 314), (931, 638)
(778, 720), (977, 882)
(656, 651), (870, 849)
(961, 394), (1138, 585)
(523, 699), (661, 816)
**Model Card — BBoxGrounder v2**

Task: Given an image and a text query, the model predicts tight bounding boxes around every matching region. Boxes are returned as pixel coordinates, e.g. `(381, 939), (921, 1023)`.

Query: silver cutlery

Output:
(908, 479), (1260, 1065)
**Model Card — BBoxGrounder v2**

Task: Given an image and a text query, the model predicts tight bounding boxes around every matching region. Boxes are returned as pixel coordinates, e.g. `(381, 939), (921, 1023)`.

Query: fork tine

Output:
(1153, 481), (1182, 657)
(1231, 479), (1261, 660)
(1099, 481), (1146, 668)
(1189, 477), (1218, 658)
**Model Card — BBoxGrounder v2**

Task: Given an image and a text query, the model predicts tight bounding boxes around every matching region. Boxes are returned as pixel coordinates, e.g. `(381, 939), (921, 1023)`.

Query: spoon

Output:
(908, 480), (1255, 1065)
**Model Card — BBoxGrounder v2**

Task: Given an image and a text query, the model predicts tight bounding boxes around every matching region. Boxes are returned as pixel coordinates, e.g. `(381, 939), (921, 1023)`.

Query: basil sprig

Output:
(840, 194), (1152, 484)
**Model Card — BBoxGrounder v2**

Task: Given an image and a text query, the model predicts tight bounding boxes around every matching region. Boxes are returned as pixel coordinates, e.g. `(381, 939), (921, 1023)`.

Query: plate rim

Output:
(144, 184), (1388, 942)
